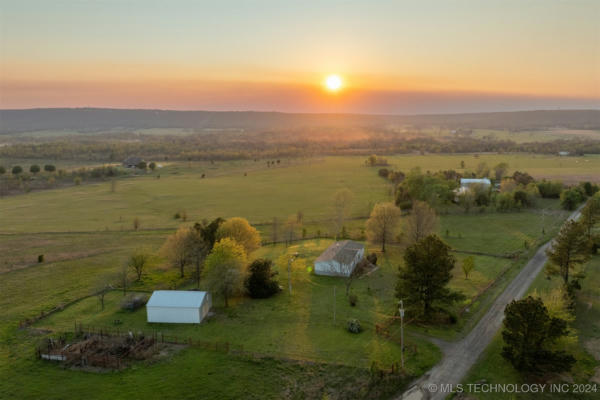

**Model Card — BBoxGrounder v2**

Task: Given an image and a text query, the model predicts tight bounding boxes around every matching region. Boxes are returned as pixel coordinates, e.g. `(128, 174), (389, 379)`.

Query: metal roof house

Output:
(314, 240), (365, 277)
(146, 290), (212, 324)
(456, 178), (492, 195)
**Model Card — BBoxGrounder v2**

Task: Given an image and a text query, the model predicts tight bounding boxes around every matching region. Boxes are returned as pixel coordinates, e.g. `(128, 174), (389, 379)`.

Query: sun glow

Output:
(324, 74), (343, 92)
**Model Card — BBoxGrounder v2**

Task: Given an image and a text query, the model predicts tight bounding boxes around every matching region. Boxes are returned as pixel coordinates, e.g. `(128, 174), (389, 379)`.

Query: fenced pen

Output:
(36, 322), (384, 370)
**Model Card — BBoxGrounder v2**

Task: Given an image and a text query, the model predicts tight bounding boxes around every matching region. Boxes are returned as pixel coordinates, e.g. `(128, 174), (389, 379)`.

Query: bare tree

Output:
(160, 226), (191, 277)
(404, 201), (438, 246)
(366, 202), (402, 252)
(283, 215), (299, 246)
(127, 250), (150, 281)
(332, 188), (354, 238)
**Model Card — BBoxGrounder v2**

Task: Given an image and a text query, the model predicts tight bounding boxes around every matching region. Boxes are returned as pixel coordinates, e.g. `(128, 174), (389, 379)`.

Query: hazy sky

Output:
(1, 0), (599, 113)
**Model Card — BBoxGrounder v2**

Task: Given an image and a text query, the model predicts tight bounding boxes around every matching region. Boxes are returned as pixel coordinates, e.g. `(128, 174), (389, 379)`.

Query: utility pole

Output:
(399, 300), (405, 369)
(333, 286), (336, 326)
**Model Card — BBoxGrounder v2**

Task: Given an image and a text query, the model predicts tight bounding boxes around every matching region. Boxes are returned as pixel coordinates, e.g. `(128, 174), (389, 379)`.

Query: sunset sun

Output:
(324, 74), (343, 92)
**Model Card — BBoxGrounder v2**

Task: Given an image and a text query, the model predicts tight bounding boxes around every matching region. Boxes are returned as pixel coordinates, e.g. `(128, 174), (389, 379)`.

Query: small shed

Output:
(146, 290), (211, 324)
(314, 240), (365, 277)
(122, 156), (144, 168)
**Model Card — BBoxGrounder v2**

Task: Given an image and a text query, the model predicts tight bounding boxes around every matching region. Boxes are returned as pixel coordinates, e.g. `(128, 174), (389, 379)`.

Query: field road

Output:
(399, 207), (583, 400)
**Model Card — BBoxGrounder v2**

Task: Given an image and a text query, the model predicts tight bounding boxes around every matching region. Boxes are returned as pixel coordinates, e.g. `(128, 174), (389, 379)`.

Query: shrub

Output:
(245, 258), (280, 299)
(121, 294), (149, 311)
(73, 176), (82, 185)
(378, 168), (389, 178)
(349, 293), (358, 307)
(44, 164), (56, 173)
(537, 180), (563, 198)
(347, 318), (362, 333)
(37, 254), (44, 263)
(366, 252), (378, 265)
(560, 188), (585, 210)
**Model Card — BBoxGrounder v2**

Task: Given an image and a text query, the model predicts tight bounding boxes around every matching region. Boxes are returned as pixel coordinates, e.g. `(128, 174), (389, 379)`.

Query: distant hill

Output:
(0, 108), (599, 134)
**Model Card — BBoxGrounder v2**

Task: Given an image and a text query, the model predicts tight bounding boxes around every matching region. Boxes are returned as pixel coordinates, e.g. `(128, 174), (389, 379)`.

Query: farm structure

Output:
(146, 290), (212, 324)
(313, 240), (365, 277)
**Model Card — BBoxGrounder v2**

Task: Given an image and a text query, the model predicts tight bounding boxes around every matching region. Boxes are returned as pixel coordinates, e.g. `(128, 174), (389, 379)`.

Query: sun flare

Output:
(324, 74), (343, 92)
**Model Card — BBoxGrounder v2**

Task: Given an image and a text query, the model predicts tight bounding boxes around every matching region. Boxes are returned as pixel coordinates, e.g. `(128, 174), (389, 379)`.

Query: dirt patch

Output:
(38, 333), (182, 371)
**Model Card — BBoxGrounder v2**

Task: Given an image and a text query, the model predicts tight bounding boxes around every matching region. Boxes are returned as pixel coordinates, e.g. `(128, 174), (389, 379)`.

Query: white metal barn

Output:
(146, 290), (212, 324)
(314, 240), (365, 277)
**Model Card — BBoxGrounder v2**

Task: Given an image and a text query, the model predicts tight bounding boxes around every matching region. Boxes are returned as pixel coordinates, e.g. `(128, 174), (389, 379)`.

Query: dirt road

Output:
(400, 208), (582, 400)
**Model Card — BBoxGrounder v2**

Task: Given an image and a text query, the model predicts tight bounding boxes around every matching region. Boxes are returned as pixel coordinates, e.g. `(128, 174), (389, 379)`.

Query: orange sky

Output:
(1, 1), (598, 113)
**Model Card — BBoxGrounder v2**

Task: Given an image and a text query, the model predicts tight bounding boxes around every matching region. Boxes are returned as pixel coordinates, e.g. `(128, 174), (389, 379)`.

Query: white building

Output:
(146, 290), (212, 324)
(314, 240), (365, 277)
(456, 178), (492, 195)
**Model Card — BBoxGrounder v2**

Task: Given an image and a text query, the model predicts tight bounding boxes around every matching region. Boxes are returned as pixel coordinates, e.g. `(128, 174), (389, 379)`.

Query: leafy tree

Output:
(198, 217), (224, 249)
(0, 166), (5, 175)
(216, 217), (261, 254)
(136, 161), (147, 170)
(580, 194), (600, 239)
(245, 258), (280, 298)
(12, 165), (22, 175)
(560, 188), (585, 210)
(127, 249), (151, 281)
(537, 180), (563, 198)
(43, 164), (56, 173)
(202, 238), (247, 307)
(29, 165), (40, 174)
(493, 162), (509, 181)
(512, 171), (534, 186)
(501, 296), (575, 374)
(404, 200), (438, 246)
(366, 202), (401, 252)
(546, 220), (589, 288)
(462, 256), (475, 279)
(160, 226), (192, 277)
(580, 181), (599, 197)
(396, 235), (464, 318)
(148, 162), (156, 171)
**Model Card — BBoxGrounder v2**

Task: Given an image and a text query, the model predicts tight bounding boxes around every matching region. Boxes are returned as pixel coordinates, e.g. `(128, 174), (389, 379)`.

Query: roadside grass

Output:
(462, 255), (600, 400)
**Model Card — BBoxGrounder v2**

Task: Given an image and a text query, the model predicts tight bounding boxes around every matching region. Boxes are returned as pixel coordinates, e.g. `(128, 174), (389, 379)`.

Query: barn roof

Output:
(147, 290), (207, 308)
(460, 178), (491, 186)
(315, 240), (364, 265)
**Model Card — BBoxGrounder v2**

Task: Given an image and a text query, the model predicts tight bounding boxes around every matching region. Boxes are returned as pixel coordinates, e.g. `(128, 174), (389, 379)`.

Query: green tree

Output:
(462, 256), (475, 279)
(12, 165), (22, 175)
(501, 296), (575, 374)
(136, 161), (147, 170)
(29, 165), (40, 174)
(580, 194), (600, 239)
(546, 220), (590, 287)
(560, 188), (584, 210)
(493, 162), (509, 181)
(202, 238), (247, 307)
(43, 164), (56, 173)
(366, 202), (401, 252)
(0, 166), (5, 175)
(245, 258), (280, 298)
(127, 249), (151, 281)
(216, 217), (261, 254)
(199, 217), (224, 249)
(396, 235), (464, 318)
(148, 162), (156, 171)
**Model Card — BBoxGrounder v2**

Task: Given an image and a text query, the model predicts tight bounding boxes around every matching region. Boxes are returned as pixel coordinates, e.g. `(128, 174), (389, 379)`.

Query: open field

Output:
(0, 154), (596, 399)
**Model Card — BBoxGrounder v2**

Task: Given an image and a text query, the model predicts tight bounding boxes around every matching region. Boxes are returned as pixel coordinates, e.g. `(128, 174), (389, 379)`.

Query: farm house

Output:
(146, 290), (212, 324)
(314, 240), (365, 277)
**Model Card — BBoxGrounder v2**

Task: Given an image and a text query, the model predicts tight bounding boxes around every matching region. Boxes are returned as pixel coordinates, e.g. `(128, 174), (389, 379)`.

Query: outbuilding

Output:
(146, 290), (212, 324)
(314, 240), (365, 277)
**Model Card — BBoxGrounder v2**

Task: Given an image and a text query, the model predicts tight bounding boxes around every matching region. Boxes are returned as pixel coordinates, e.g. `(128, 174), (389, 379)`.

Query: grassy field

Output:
(0, 154), (596, 399)
(462, 255), (600, 400)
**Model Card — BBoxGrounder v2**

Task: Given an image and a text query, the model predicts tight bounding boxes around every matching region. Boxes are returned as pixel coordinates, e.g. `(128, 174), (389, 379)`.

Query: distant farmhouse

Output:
(558, 151), (570, 156)
(146, 290), (212, 324)
(456, 178), (491, 195)
(314, 240), (365, 277)
(122, 156), (144, 168)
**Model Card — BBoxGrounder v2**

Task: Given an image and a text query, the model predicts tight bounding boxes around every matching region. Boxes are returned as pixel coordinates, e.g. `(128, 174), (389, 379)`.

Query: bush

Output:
(120, 294), (149, 311)
(37, 254), (44, 263)
(346, 318), (362, 333)
(378, 168), (389, 178)
(537, 180), (563, 198)
(349, 293), (358, 307)
(245, 258), (280, 299)
(560, 187), (585, 210)
(366, 252), (378, 265)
